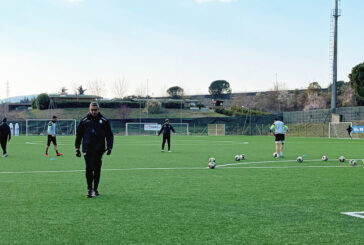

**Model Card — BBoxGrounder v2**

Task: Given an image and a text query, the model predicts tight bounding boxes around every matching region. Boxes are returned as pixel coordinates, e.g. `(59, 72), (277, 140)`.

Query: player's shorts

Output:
(275, 134), (285, 143)
(47, 135), (57, 146)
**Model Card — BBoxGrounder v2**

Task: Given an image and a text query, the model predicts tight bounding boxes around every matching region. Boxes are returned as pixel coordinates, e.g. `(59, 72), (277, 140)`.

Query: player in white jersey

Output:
(270, 118), (289, 158)
(45, 116), (63, 157)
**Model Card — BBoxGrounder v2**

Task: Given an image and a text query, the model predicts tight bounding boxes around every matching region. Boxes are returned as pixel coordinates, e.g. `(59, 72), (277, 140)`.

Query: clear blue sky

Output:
(0, 0), (363, 98)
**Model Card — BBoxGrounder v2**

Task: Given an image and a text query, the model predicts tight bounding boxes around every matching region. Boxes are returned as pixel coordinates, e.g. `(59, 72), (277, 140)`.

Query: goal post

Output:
(329, 122), (358, 139)
(208, 124), (225, 136)
(125, 122), (189, 136)
(26, 119), (77, 136)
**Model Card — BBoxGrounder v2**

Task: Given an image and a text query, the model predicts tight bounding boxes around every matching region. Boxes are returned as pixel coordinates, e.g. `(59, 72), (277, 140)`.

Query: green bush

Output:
(35, 93), (50, 110)
(162, 102), (184, 109)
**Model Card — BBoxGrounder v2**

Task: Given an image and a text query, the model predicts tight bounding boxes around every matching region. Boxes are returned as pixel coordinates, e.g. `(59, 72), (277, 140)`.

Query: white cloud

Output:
(196, 0), (237, 3)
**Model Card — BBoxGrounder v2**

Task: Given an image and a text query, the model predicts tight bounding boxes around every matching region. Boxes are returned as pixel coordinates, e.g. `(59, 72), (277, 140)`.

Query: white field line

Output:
(341, 212), (364, 219)
(216, 159), (322, 168)
(0, 165), (359, 175)
(22, 142), (249, 146)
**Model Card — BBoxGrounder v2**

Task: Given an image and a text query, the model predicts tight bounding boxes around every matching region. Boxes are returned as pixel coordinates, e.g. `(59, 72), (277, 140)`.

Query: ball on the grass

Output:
(273, 152), (279, 158)
(208, 161), (216, 169)
(240, 154), (245, 160)
(209, 157), (215, 163)
(322, 155), (328, 161)
(235, 155), (241, 161)
(297, 156), (303, 163)
(339, 156), (345, 163)
(349, 159), (357, 166)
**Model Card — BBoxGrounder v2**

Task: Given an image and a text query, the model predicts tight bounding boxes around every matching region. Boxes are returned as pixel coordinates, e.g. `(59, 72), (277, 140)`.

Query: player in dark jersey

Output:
(158, 119), (175, 152)
(346, 125), (353, 139)
(0, 118), (11, 157)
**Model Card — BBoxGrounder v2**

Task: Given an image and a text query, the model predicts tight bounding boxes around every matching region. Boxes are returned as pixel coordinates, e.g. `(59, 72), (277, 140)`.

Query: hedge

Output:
(50, 101), (145, 109)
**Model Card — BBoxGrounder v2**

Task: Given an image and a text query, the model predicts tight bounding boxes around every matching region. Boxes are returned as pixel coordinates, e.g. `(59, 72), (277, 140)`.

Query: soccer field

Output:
(1, 135), (364, 244)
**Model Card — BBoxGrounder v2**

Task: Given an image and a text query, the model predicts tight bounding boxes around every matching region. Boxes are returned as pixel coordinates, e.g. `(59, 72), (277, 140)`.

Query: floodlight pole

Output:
(331, 0), (340, 110)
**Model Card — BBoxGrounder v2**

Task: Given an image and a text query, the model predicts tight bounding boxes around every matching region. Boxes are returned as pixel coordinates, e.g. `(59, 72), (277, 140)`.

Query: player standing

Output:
(75, 102), (114, 198)
(270, 118), (289, 158)
(45, 116), (63, 157)
(0, 118), (11, 157)
(158, 119), (175, 152)
(346, 125), (353, 139)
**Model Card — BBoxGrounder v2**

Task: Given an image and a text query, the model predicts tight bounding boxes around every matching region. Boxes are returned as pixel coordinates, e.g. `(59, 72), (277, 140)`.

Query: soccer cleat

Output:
(56, 153), (63, 156)
(3, 153), (8, 157)
(45, 154), (49, 157)
(87, 190), (94, 198)
(279, 152), (284, 158)
(161, 149), (164, 152)
(94, 190), (100, 197)
(168, 150), (172, 153)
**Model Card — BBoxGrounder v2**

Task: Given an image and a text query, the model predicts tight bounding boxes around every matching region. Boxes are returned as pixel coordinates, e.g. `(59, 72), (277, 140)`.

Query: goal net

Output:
(329, 122), (358, 139)
(208, 124), (225, 136)
(26, 119), (77, 136)
(125, 123), (189, 136)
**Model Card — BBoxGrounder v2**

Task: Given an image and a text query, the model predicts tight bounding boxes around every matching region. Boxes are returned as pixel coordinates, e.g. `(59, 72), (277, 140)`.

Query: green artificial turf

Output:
(1, 136), (364, 244)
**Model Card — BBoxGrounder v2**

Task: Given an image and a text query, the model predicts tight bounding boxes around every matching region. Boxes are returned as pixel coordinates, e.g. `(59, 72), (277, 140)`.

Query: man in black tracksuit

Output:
(158, 119), (175, 152)
(75, 102), (114, 198)
(0, 118), (11, 157)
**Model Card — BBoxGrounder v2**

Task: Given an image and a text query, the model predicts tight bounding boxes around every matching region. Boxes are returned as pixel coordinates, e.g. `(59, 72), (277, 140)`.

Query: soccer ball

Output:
(322, 155), (328, 161)
(339, 156), (345, 163)
(349, 159), (357, 166)
(273, 152), (279, 158)
(240, 154), (246, 160)
(297, 156), (303, 163)
(208, 158), (216, 169)
(235, 155), (241, 161)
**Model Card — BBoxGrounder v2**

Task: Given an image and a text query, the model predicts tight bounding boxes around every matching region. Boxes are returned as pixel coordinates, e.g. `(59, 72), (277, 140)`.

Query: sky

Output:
(0, 0), (363, 99)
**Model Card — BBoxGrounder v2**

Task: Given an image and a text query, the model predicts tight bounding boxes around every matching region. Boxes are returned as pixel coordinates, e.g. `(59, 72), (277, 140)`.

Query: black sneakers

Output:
(87, 190), (93, 198)
(94, 190), (100, 197)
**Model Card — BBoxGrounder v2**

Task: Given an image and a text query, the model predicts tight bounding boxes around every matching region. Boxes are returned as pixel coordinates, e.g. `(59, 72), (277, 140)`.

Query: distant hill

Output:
(0, 94), (37, 103)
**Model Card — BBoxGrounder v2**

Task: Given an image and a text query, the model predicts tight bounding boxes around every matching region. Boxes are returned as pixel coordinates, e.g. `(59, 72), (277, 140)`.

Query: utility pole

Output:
(331, 0), (340, 110)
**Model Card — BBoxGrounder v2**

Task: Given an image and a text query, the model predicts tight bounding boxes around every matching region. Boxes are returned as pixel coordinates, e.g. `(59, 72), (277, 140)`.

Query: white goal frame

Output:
(26, 119), (77, 136)
(208, 124), (225, 136)
(125, 122), (189, 136)
(328, 122), (357, 139)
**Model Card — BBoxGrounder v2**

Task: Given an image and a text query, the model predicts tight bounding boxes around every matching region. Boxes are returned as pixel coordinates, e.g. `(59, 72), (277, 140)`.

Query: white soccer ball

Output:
(322, 155), (328, 161)
(240, 154), (246, 160)
(208, 161), (216, 169)
(349, 159), (357, 166)
(297, 156), (303, 163)
(273, 152), (279, 158)
(208, 158), (216, 169)
(339, 156), (345, 163)
(235, 155), (241, 161)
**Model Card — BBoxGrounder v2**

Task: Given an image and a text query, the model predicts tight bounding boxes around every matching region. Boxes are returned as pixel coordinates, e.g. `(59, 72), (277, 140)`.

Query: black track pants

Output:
(162, 134), (171, 151)
(84, 151), (104, 191)
(0, 137), (7, 155)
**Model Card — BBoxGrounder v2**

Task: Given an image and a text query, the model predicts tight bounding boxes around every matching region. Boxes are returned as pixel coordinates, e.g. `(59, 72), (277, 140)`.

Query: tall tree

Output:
(349, 62), (364, 99)
(88, 80), (106, 98)
(306, 82), (322, 94)
(113, 78), (128, 99)
(208, 80), (232, 99)
(167, 86), (184, 99)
